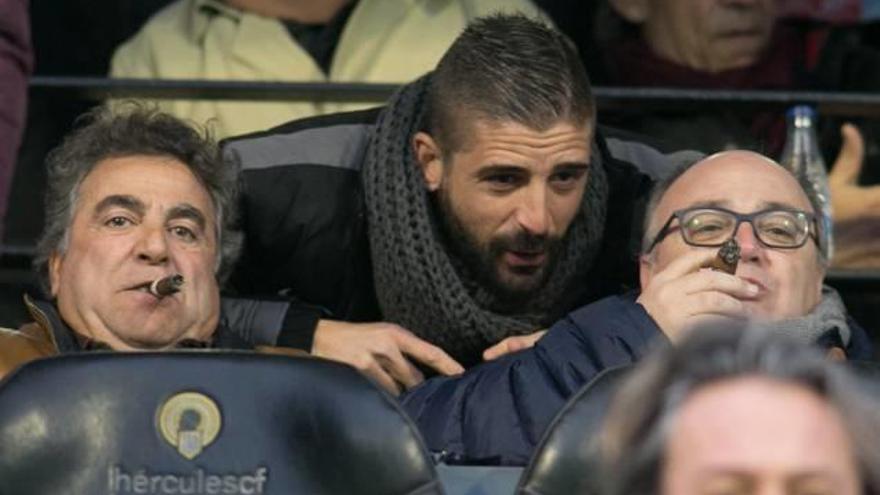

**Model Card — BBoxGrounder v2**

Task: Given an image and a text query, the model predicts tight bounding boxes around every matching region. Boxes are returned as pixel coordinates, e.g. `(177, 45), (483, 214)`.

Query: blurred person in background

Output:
(109, 0), (547, 139)
(599, 324), (880, 495)
(590, 0), (880, 268)
(0, 0), (32, 240)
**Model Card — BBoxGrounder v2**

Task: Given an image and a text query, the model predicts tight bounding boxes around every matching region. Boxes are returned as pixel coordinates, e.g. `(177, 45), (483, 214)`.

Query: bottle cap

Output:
(786, 105), (816, 120)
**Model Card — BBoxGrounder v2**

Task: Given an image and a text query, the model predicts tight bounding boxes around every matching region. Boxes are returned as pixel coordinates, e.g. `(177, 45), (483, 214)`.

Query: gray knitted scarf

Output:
(761, 285), (851, 347)
(363, 75), (608, 365)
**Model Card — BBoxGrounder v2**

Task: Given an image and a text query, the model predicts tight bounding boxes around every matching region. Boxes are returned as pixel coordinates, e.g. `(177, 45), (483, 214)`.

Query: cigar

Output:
(705, 239), (740, 274)
(149, 274), (184, 297)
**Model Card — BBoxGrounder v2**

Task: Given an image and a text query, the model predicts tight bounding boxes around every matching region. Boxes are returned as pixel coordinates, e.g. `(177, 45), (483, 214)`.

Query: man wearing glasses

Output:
(636, 150), (834, 343)
(401, 150), (873, 466)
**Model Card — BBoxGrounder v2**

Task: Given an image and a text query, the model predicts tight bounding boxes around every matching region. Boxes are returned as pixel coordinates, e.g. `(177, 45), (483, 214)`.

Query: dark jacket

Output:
(0, 296), (253, 381)
(223, 107), (690, 353)
(401, 292), (874, 466)
(0, 296), (308, 382)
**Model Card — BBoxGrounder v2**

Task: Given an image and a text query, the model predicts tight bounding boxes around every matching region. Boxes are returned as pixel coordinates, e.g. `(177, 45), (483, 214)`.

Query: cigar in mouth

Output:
(149, 274), (184, 297)
(705, 239), (740, 275)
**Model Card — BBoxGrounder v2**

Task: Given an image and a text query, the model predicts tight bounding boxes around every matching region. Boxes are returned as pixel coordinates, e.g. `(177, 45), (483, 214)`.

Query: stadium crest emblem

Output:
(158, 392), (222, 460)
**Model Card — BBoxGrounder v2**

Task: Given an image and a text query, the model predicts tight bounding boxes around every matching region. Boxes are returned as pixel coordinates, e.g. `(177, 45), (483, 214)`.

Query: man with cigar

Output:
(224, 14), (692, 394)
(402, 150), (873, 465)
(0, 107), (279, 379)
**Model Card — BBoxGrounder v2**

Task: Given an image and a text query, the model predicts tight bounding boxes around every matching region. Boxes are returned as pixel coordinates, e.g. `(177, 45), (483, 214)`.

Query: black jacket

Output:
(223, 107), (692, 352)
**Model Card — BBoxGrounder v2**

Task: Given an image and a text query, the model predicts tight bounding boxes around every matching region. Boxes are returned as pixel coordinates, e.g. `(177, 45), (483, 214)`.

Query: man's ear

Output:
(412, 131), (445, 192)
(609, 0), (649, 23)
(48, 252), (63, 297)
(639, 253), (654, 291)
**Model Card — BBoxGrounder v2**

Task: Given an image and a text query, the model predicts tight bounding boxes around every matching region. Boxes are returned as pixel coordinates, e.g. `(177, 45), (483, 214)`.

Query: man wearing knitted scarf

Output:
(225, 14), (685, 394)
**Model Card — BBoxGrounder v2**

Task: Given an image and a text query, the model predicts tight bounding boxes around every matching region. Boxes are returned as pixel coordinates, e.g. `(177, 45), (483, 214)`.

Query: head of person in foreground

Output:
(599, 324), (880, 495)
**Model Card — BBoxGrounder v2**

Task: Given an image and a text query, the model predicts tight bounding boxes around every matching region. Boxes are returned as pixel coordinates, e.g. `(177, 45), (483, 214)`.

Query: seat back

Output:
(515, 366), (630, 495)
(0, 352), (444, 495)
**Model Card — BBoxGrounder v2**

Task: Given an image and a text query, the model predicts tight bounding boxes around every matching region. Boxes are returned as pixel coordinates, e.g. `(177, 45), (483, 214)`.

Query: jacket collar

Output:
(22, 294), (252, 352)
(23, 294), (81, 353)
(187, 0), (243, 44)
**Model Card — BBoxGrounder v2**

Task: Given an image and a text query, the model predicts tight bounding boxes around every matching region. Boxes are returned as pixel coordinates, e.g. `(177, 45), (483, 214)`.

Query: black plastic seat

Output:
(0, 352), (444, 495)
(515, 366), (631, 495)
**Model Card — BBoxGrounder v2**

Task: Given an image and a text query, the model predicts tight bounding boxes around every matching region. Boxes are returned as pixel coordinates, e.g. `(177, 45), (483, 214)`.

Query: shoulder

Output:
(223, 107), (382, 175)
(119, 0), (201, 42)
(547, 294), (660, 349)
(597, 125), (705, 182)
(0, 324), (57, 381)
(110, 0), (204, 74)
(457, 0), (548, 19)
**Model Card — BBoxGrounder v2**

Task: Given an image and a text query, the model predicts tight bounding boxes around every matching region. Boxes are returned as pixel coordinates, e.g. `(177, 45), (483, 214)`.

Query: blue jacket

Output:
(402, 292), (873, 466)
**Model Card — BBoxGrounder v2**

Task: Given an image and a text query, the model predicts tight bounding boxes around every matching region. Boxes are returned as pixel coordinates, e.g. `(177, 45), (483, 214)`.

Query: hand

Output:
(636, 251), (759, 341)
(312, 320), (464, 395)
(829, 123), (880, 267)
(482, 329), (547, 361)
(826, 346), (847, 362)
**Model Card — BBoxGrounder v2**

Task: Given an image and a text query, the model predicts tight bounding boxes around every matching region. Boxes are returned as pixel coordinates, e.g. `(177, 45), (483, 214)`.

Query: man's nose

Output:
(733, 221), (762, 261)
(136, 225), (170, 264)
(515, 185), (550, 235)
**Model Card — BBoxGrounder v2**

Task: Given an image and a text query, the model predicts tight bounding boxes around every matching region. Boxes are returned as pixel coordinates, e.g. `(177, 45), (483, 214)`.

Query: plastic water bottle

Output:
(778, 105), (834, 259)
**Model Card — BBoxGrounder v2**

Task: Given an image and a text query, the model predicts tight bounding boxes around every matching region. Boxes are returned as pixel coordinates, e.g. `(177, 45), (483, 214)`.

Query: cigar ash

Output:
(705, 239), (740, 274)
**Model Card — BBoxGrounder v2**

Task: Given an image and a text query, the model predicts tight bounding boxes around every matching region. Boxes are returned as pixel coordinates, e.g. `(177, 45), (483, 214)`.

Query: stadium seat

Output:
(0, 352), (444, 495)
(515, 366), (630, 495)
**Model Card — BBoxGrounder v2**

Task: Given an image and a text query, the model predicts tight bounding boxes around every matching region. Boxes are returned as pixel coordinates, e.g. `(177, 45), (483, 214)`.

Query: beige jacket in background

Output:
(110, 0), (547, 138)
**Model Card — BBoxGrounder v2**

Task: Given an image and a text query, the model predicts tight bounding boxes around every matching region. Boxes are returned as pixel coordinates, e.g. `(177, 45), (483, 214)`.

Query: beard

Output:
(434, 188), (564, 307)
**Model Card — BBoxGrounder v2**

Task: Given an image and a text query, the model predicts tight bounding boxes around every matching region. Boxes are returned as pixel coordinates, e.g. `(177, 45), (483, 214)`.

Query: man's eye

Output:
(484, 174), (523, 191)
(487, 174), (519, 185)
(550, 169), (585, 189)
(105, 216), (132, 228)
(553, 171), (575, 182)
(552, 169), (585, 182)
(170, 226), (197, 241)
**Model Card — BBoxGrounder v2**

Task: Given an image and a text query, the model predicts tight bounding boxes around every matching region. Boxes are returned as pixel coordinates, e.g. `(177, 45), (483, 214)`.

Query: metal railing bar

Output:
(30, 76), (400, 102)
(28, 76), (880, 115)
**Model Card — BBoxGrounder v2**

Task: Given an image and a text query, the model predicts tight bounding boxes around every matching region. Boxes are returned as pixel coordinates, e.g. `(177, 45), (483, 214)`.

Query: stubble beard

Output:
(434, 188), (563, 306)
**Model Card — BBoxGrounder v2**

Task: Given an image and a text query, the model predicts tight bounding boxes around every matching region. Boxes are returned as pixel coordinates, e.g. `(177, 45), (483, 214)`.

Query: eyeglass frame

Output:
(645, 206), (820, 253)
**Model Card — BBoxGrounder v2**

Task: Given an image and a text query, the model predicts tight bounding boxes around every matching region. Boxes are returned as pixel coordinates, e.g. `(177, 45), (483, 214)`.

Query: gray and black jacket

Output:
(222, 106), (693, 353)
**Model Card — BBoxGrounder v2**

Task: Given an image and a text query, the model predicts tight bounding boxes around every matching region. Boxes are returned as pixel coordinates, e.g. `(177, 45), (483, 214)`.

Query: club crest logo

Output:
(158, 392), (222, 460)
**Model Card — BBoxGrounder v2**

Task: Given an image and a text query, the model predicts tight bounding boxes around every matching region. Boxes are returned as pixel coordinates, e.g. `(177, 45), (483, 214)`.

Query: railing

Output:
(29, 76), (880, 117)
(17, 76), (880, 292)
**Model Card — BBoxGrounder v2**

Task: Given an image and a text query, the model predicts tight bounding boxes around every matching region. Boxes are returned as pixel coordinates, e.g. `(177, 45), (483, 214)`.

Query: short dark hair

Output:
(426, 13), (595, 154)
(34, 105), (242, 293)
(599, 324), (880, 495)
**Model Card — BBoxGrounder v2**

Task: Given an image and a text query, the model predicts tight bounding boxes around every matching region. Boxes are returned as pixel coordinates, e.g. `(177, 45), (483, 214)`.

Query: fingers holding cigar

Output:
(638, 239), (757, 341)
(704, 239), (741, 274)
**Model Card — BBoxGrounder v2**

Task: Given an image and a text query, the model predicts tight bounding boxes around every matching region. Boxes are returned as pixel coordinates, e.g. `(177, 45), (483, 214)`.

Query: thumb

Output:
(830, 123), (865, 186)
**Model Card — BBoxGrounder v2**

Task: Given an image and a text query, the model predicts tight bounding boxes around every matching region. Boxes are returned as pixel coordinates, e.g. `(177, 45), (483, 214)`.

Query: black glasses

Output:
(646, 206), (818, 253)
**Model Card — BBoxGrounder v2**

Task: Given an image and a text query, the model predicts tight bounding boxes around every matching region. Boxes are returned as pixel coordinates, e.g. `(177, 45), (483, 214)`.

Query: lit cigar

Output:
(705, 239), (740, 274)
(149, 274), (184, 297)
